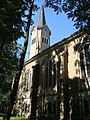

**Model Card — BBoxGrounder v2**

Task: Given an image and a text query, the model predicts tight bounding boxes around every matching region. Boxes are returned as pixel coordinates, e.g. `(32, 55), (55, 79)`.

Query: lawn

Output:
(0, 117), (27, 120)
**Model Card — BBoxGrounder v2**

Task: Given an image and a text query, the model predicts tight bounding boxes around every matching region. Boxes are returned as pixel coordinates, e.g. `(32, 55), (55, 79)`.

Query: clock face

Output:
(43, 28), (47, 33)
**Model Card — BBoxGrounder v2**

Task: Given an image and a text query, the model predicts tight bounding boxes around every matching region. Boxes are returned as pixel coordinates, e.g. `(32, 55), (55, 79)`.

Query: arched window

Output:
(45, 59), (56, 87)
(84, 44), (90, 77)
(84, 100), (89, 116)
(23, 69), (29, 91)
(44, 101), (56, 115)
(80, 43), (90, 78)
(24, 103), (30, 113)
(80, 51), (85, 79)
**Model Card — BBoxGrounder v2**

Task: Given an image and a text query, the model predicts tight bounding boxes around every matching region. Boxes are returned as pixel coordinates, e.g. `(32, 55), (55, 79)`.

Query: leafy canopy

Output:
(0, 0), (30, 113)
(45, 0), (90, 31)
(62, 0), (90, 30)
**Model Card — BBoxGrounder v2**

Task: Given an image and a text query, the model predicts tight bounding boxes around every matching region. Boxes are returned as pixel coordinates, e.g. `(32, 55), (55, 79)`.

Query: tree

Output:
(45, 0), (62, 14)
(2, 1), (63, 119)
(0, 0), (26, 54)
(2, 0), (35, 120)
(0, 0), (29, 115)
(45, 0), (90, 31)
(0, 42), (19, 114)
(0, 0), (32, 119)
(62, 0), (90, 31)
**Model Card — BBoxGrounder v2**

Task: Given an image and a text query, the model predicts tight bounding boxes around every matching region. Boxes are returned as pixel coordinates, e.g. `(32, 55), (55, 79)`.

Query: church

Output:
(15, 5), (90, 120)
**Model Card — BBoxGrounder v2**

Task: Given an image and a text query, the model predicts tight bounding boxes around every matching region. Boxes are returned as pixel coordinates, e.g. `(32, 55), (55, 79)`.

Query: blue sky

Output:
(20, 1), (78, 60)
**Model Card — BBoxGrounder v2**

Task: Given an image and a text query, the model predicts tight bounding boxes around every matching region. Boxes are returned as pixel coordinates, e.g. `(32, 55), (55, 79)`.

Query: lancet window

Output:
(21, 69), (30, 92)
(45, 101), (56, 115)
(80, 43), (90, 78)
(45, 59), (56, 87)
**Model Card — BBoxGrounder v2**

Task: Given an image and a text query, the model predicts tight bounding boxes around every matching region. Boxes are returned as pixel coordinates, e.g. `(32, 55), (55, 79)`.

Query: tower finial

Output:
(38, 4), (46, 27)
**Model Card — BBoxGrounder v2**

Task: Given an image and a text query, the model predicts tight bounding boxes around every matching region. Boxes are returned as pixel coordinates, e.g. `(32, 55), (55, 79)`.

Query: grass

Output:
(0, 117), (28, 120)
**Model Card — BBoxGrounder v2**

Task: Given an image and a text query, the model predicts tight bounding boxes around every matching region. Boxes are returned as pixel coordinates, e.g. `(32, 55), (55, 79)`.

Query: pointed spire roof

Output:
(38, 5), (46, 27)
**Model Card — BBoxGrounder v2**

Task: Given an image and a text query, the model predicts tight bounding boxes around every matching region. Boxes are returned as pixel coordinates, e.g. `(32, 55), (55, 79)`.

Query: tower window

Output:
(42, 37), (44, 43)
(42, 37), (49, 44)
(46, 38), (48, 44)
(45, 38), (47, 43)
(32, 38), (36, 44)
(43, 28), (47, 33)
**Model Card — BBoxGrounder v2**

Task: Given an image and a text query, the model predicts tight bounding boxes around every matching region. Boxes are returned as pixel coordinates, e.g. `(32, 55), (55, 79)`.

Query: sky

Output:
(19, 0), (78, 60)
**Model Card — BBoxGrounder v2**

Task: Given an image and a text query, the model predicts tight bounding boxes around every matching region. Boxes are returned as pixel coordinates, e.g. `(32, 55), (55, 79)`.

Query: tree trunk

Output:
(30, 64), (40, 120)
(0, 41), (4, 55)
(2, 1), (34, 120)
(63, 49), (70, 120)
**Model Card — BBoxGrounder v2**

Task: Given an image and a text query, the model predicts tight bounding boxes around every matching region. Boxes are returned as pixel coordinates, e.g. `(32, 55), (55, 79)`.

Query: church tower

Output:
(30, 5), (51, 58)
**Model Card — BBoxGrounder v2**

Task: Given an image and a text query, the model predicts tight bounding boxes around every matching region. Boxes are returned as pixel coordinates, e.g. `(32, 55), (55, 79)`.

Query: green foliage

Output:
(62, 0), (90, 30)
(0, 0), (29, 43)
(10, 117), (27, 120)
(0, 117), (27, 120)
(45, 0), (62, 14)
(0, 0), (39, 118)
(0, 0), (30, 114)
(44, 0), (90, 31)
(0, 42), (19, 113)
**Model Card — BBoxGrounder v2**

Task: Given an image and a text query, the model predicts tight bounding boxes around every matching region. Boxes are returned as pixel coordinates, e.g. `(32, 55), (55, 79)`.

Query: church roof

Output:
(38, 5), (46, 27)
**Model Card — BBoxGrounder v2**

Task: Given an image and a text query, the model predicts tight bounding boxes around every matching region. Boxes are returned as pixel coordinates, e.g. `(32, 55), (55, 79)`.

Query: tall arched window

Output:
(45, 59), (56, 87)
(80, 43), (90, 78)
(44, 101), (57, 115)
(23, 69), (29, 91)
(84, 100), (89, 116)
(84, 44), (90, 77)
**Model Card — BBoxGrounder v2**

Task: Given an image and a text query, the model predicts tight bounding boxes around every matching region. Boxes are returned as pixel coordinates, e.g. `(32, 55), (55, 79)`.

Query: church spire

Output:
(29, 4), (51, 59)
(38, 5), (46, 27)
